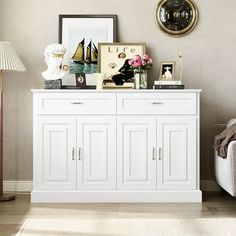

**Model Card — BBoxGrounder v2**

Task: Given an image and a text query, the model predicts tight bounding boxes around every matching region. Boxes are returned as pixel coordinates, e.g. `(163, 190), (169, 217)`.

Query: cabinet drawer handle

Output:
(152, 147), (156, 161)
(158, 147), (162, 161)
(71, 102), (84, 105)
(78, 147), (81, 160)
(151, 102), (163, 105)
(72, 147), (76, 161)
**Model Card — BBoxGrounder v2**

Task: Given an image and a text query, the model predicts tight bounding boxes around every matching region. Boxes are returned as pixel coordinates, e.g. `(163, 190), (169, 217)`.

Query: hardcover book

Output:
(153, 84), (185, 89)
(154, 80), (181, 85)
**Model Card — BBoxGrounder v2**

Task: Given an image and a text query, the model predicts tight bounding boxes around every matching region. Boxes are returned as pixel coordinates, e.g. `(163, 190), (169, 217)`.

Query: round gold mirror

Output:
(155, 0), (199, 37)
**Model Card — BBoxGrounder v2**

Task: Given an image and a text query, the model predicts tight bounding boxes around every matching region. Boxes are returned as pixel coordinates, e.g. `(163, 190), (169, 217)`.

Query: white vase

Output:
(134, 71), (147, 89)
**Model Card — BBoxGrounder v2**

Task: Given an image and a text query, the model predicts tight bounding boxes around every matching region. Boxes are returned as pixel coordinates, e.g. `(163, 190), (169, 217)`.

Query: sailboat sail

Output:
(72, 38), (85, 63)
(91, 43), (98, 64)
(85, 40), (92, 64)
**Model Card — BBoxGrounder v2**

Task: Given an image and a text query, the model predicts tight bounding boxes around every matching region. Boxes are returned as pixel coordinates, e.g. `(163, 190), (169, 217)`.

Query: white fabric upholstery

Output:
(215, 140), (236, 196)
(227, 119), (236, 128)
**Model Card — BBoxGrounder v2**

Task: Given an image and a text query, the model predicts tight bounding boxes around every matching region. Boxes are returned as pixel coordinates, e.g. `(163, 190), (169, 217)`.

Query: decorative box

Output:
(44, 79), (62, 89)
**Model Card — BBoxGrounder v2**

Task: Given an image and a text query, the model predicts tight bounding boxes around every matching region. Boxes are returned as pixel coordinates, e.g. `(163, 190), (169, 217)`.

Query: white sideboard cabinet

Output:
(31, 89), (202, 203)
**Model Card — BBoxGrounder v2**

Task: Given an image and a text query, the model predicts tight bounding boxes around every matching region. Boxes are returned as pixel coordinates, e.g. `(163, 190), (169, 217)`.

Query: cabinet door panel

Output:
(35, 116), (76, 190)
(117, 117), (156, 189)
(77, 117), (116, 189)
(157, 116), (197, 190)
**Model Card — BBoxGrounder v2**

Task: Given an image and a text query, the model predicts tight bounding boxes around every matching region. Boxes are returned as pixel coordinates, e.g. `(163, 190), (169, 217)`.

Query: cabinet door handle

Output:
(72, 147), (76, 161)
(71, 102), (84, 105)
(151, 101), (163, 105)
(78, 147), (81, 160)
(158, 147), (162, 161)
(152, 147), (156, 160)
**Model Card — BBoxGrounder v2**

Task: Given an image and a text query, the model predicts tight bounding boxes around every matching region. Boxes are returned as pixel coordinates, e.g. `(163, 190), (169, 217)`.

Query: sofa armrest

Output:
(215, 140), (236, 196)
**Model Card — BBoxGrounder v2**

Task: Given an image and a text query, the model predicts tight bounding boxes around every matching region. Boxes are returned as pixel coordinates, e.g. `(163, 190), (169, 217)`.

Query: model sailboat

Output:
(72, 39), (98, 64)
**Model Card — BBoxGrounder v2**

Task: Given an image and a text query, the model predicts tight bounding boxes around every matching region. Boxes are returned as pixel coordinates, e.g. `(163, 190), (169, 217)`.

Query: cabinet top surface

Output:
(31, 89), (202, 93)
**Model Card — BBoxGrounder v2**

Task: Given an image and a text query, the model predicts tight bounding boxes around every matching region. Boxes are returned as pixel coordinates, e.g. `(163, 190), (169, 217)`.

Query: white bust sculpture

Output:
(41, 44), (67, 81)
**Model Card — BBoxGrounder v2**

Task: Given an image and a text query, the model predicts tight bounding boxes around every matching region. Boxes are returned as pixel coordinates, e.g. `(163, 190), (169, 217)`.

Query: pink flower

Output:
(143, 54), (149, 60)
(141, 59), (147, 66)
(128, 59), (134, 66)
(129, 54), (153, 70)
(133, 59), (142, 67)
(134, 55), (141, 61)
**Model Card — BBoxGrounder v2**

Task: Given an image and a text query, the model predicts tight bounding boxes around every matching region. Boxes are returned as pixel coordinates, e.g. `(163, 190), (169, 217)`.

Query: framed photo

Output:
(59, 14), (117, 85)
(98, 43), (146, 80)
(159, 61), (176, 81)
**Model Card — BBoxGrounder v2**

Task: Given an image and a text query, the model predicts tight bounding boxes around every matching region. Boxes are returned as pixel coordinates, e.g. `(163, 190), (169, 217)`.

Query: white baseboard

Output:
(3, 180), (220, 193)
(31, 190), (202, 203)
(3, 181), (33, 192)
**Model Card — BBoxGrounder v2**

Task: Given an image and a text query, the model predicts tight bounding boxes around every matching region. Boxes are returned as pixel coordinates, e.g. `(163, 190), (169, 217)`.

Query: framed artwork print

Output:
(159, 61), (176, 81)
(98, 43), (146, 80)
(59, 14), (117, 85)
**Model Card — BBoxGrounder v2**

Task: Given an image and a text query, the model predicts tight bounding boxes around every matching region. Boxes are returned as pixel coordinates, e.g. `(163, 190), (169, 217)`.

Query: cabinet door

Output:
(35, 116), (77, 190)
(117, 117), (156, 190)
(77, 117), (116, 189)
(157, 116), (197, 190)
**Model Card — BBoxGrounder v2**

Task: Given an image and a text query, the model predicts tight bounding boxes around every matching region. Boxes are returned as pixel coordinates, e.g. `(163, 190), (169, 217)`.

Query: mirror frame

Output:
(155, 0), (199, 37)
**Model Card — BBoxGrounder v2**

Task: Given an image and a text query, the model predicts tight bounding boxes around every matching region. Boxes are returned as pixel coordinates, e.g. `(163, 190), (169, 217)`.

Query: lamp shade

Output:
(0, 41), (26, 71)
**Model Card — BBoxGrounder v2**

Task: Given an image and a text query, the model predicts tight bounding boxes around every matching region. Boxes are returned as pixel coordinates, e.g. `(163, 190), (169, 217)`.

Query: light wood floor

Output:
(1, 192), (236, 236)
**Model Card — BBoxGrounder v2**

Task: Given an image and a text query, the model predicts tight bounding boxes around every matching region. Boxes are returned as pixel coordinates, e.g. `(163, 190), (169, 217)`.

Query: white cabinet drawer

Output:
(117, 93), (197, 115)
(35, 93), (116, 115)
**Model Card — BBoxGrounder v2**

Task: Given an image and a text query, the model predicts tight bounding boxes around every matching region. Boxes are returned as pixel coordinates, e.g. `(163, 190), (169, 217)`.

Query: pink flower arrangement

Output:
(128, 54), (153, 72)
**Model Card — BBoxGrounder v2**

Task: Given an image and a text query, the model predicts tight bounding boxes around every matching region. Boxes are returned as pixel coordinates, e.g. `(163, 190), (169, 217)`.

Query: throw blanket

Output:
(214, 123), (236, 158)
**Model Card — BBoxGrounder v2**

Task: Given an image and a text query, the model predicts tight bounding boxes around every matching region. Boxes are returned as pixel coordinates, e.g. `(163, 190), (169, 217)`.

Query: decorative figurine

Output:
(163, 66), (172, 80)
(41, 44), (67, 81)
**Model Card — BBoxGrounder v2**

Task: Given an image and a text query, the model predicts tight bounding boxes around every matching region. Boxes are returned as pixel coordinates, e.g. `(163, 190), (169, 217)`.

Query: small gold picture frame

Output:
(159, 61), (176, 81)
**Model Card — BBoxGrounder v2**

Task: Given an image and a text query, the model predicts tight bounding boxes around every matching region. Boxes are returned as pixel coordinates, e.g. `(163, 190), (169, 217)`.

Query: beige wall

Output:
(1, 0), (236, 181)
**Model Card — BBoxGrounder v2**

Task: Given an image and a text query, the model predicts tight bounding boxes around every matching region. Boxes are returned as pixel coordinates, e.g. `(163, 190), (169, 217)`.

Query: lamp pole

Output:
(0, 70), (15, 201)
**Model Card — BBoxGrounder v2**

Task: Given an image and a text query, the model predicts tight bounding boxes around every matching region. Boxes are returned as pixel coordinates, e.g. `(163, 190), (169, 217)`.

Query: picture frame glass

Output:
(59, 15), (117, 85)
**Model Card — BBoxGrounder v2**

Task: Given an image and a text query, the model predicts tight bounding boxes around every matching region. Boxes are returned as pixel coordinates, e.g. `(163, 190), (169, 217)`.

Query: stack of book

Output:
(153, 80), (184, 90)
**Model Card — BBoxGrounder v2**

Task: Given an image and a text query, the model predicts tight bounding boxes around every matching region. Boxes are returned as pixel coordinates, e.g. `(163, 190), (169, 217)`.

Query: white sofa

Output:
(215, 121), (236, 196)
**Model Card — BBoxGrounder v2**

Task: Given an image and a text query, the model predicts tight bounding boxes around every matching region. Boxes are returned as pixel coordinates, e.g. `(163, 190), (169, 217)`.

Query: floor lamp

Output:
(0, 41), (26, 201)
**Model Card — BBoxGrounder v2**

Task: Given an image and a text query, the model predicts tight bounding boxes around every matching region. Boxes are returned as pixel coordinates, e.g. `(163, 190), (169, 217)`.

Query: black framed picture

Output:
(58, 14), (117, 86)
